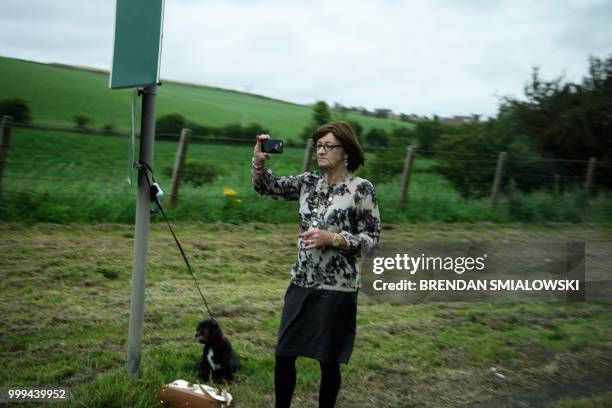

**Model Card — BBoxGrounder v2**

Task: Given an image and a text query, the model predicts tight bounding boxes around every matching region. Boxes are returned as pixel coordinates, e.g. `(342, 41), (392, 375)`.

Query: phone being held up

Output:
(261, 139), (284, 154)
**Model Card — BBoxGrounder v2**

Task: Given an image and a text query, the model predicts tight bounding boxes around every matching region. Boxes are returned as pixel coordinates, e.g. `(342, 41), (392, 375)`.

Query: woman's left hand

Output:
(299, 228), (333, 250)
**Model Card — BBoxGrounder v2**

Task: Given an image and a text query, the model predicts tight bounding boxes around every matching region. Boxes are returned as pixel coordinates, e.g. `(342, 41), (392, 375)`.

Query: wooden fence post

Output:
(0, 115), (14, 190)
(490, 151), (507, 211)
(168, 128), (191, 208)
(583, 157), (597, 205)
(399, 146), (415, 209)
(302, 141), (313, 173)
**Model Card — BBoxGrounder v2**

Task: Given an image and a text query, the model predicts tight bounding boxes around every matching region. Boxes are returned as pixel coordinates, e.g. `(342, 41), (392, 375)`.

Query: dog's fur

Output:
(195, 319), (239, 383)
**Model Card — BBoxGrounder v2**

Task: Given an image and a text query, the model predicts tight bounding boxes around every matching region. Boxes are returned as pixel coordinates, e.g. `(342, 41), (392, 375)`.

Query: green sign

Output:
(110, 0), (165, 89)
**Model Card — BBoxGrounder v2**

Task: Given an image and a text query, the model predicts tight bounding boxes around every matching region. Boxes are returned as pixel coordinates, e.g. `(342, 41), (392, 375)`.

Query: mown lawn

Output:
(1, 222), (611, 407)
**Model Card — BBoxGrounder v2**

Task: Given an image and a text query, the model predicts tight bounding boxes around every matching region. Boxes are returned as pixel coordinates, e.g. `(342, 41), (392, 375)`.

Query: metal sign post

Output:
(125, 86), (157, 376)
(110, 0), (165, 377)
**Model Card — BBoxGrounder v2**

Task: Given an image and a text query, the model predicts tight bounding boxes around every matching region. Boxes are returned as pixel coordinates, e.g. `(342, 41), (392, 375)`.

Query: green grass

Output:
(1, 223), (611, 407)
(0, 56), (412, 138)
(553, 392), (612, 408)
(1, 127), (610, 224)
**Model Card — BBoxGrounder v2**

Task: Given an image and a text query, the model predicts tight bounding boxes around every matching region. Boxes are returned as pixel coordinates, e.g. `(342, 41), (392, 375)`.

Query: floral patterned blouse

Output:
(253, 167), (381, 292)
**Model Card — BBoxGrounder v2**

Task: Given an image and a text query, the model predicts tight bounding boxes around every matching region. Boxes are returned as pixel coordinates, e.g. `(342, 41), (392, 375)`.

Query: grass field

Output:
(1, 128), (610, 225)
(1, 222), (611, 407)
(0, 56), (412, 139)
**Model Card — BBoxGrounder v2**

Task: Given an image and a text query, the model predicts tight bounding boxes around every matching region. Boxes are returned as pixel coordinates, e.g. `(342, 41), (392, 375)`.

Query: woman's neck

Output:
(324, 166), (351, 184)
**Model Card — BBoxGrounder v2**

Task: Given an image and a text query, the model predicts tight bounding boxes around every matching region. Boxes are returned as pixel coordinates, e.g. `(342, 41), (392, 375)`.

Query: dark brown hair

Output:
(312, 121), (365, 172)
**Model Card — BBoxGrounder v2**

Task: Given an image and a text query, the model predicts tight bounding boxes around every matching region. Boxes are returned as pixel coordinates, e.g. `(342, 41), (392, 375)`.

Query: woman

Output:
(251, 121), (380, 408)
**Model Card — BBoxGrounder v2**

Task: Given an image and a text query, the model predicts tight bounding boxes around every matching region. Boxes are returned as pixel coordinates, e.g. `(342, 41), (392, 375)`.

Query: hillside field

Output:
(0, 56), (412, 139)
(1, 55), (610, 225)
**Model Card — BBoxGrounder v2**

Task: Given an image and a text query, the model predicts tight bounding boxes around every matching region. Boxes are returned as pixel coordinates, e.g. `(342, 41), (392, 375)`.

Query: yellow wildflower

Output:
(223, 188), (238, 196)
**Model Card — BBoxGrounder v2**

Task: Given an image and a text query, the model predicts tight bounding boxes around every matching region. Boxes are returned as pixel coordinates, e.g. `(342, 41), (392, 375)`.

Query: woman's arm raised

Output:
(251, 134), (307, 201)
(251, 134), (271, 184)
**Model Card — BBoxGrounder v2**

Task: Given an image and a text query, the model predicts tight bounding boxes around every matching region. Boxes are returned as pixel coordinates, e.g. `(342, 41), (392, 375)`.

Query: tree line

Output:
(363, 55), (612, 198)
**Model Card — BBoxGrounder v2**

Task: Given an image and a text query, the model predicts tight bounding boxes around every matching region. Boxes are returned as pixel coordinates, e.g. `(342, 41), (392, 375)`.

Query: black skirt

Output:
(275, 283), (358, 364)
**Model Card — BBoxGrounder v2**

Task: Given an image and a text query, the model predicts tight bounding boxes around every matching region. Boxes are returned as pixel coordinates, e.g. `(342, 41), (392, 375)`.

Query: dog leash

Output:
(136, 160), (216, 322)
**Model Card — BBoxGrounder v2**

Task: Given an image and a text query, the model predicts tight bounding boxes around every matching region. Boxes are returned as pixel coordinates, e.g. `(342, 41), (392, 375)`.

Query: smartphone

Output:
(261, 139), (284, 154)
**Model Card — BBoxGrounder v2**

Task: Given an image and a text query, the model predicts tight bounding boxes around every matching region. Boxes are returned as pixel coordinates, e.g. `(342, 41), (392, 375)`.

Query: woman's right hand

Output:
(254, 134), (272, 163)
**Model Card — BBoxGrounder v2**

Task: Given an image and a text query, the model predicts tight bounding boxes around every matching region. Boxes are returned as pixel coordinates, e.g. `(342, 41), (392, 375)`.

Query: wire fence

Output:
(1, 120), (610, 223)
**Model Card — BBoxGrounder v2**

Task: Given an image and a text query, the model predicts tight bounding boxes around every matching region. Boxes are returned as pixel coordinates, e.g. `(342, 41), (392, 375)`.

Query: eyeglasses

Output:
(314, 143), (342, 153)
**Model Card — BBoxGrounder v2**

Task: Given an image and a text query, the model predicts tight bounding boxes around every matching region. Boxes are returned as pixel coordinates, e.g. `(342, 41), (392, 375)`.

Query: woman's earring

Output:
(344, 159), (348, 168)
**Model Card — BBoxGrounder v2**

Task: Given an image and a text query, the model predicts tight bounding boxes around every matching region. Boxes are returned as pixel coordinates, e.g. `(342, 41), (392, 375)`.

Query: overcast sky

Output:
(1, 0), (611, 118)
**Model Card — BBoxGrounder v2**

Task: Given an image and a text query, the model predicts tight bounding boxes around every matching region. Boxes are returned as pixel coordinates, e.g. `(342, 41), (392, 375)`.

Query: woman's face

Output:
(316, 132), (348, 171)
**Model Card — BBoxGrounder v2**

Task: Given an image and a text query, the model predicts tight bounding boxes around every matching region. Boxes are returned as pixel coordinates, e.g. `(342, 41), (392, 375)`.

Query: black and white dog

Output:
(195, 319), (239, 383)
